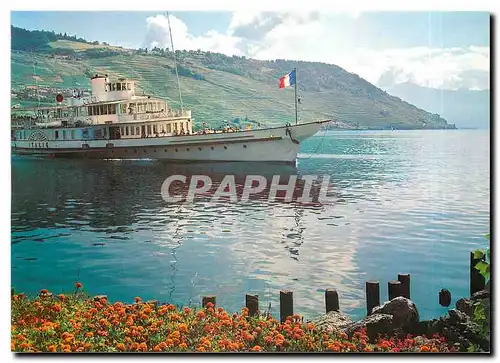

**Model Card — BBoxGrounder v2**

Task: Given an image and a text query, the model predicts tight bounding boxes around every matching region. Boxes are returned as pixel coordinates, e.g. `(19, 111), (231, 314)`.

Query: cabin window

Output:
(71, 130), (75, 139)
(147, 125), (152, 135)
(161, 124), (165, 133)
(153, 124), (157, 134)
(100, 105), (106, 115)
(131, 127), (135, 136)
(135, 126), (140, 135)
(122, 83), (126, 90)
(125, 127), (129, 136)
(127, 83), (131, 90)
(120, 104), (127, 114)
(109, 104), (116, 115)
(62, 130), (66, 140)
(112, 83), (116, 91)
(55, 130), (59, 139)
(167, 123), (171, 133)
(103, 128), (107, 138)
(174, 123), (178, 131)
(92, 106), (96, 116)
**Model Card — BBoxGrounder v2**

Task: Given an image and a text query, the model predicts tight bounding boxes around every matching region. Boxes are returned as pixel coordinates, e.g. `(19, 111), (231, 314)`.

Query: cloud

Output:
(144, 14), (243, 56)
(371, 46), (490, 90)
(143, 12), (490, 91)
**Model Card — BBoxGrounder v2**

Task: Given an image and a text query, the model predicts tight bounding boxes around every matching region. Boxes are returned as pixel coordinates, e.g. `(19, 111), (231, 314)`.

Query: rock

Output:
(311, 311), (353, 333)
(448, 309), (469, 324)
(416, 308), (490, 352)
(371, 297), (419, 330)
(344, 314), (395, 340)
(456, 298), (474, 316)
(471, 289), (489, 301)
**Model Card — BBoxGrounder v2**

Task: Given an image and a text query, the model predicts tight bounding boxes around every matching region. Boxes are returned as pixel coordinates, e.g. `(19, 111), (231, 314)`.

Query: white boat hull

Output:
(12, 120), (329, 163)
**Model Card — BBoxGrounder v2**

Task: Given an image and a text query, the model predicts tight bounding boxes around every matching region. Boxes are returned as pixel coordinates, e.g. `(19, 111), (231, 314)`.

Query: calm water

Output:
(11, 130), (490, 321)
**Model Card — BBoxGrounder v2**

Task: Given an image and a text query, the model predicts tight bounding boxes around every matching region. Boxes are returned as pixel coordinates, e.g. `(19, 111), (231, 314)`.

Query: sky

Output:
(10, 11), (490, 91)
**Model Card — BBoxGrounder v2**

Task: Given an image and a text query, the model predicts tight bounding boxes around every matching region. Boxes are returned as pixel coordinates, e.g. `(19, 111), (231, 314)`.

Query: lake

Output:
(11, 129), (490, 321)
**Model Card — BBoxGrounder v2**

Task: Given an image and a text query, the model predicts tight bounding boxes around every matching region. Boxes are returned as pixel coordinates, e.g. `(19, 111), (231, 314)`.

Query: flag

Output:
(279, 70), (296, 88)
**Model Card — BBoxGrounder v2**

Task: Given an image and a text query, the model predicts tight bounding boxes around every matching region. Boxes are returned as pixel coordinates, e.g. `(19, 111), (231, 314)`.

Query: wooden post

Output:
(397, 273), (411, 299)
(439, 289), (451, 307)
(280, 290), (293, 323)
(388, 280), (402, 300)
(325, 289), (339, 313)
(245, 294), (259, 316)
(201, 295), (216, 308)
(366, 281), (380, 315)
(470, 252), (486, 296)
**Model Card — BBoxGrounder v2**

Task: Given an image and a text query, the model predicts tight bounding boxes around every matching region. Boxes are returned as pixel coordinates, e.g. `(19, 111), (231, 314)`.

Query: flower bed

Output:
(11, 283), (458, 353)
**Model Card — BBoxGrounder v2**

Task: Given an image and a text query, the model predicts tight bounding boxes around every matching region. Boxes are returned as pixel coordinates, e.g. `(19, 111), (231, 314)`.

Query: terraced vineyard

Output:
(11, 39), (454, 130)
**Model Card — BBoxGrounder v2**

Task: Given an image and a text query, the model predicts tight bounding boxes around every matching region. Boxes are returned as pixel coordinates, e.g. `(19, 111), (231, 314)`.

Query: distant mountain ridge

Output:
(10, 25), (455, 130)
(381, 82), (490, 129)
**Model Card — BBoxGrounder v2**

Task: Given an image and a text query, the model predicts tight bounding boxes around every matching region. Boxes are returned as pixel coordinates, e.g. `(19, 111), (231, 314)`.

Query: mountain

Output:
(381, 82), (490, 129)
(10, 26), (455, 130)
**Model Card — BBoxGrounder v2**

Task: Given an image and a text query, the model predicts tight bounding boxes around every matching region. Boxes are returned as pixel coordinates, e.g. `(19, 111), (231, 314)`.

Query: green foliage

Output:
(175, 65), (205, 81)
(82, 48), (122, 59)
(472, 301), (488, 336)
(11, 26), (98, 52)
(473, 233), (491, 283)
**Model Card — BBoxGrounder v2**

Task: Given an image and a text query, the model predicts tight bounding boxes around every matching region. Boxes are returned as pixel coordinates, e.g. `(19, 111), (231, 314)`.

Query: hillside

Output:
(380, 82), (490, 129)
(10, 26), (454, 130)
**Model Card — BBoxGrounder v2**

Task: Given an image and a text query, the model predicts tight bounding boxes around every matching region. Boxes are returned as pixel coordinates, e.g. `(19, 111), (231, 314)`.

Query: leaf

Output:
(473, 249), (485, 260)
(485, 233), (490, 241)
(487, 248), (490, 264)
(475, 261), (490, 281)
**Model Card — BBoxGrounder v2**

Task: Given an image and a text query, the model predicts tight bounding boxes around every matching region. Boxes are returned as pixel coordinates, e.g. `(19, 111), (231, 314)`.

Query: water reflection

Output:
(11, 131), (490, 320)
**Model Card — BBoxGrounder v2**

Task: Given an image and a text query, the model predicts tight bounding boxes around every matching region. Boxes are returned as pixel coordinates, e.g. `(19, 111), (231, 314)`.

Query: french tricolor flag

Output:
(279, 69), (296, 88)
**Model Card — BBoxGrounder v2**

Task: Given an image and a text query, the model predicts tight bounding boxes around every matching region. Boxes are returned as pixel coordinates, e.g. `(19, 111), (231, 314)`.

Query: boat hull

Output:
(12, 120), (328, 163)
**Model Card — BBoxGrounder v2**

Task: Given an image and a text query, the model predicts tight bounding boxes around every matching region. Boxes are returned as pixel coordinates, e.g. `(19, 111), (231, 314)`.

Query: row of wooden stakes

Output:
(199, 252), (487, 323)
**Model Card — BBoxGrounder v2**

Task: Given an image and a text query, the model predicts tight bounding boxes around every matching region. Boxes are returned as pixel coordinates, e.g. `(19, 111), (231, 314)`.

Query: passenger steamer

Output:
(11, 13), (329, 163)
(11, 73), (329, 163)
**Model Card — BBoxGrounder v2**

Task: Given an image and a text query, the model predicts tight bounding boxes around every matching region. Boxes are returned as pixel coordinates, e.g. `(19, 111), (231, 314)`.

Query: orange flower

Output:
(75, 282), (82, 289)
(306, 323), (315, 330)
(135, 297), (142, 303)
(116, 343), (125, 351)
(85, 332), (94, 338)
(47, 345), (57, 352)
(251, 345), (262, 352)
(420, 345), (430, 352)
(40, 289), (48, 294)
(57, 294), (66, 302)
(431, 347), (439, 352)
(183, 307), (191, 314)
(179, 343), (187, 349)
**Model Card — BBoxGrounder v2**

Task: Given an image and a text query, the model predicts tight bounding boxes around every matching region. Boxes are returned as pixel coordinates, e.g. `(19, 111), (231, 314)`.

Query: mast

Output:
(166, 11), (184, 113)
(31, 50), (40, 108)
(294, 67), (298, 125)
